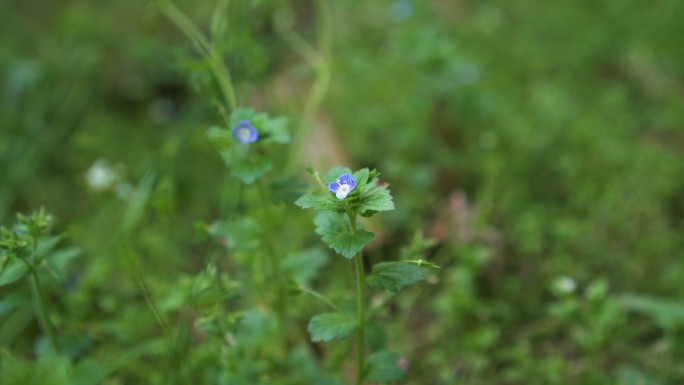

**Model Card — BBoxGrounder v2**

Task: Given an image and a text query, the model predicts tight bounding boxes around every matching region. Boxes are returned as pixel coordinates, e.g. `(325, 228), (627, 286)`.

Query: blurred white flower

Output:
(554, 276), (577, 293)
(86, 159), (115, 190)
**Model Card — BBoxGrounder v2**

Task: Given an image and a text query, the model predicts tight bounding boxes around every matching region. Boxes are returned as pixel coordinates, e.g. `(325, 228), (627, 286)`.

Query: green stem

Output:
(122, 246), (189, 385)
(275, 0), (332, 172)
(347, 210), (366, 385)
(28, 266), (60, 353)
(299, 285), (343, 313)
(255, 181), (288, 356)
(159, 0), (237, 110)
(354, 252), (367, 385)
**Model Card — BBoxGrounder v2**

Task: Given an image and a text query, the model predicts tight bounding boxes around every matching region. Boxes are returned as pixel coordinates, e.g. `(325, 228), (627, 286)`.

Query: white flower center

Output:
(336, 184), (351, 199)
(238, 128), (251, 141)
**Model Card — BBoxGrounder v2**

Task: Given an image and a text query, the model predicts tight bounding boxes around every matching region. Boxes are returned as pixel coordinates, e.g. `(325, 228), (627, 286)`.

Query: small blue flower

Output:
(13, 224), (26, 236)
(231, 120), (258, 144)
(328, 173), (357, 200)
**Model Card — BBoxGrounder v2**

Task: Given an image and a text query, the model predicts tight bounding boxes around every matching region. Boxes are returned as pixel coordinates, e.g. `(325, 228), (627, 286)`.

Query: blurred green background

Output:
(2, 0), (684, 384)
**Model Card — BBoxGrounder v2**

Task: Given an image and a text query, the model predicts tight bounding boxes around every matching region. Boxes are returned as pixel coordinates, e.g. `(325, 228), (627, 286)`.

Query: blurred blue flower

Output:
(13, 224), (26, 236)
(328, 173), (357, 200)
(231, 120), (258, 144)
(390, 0), (413, 21)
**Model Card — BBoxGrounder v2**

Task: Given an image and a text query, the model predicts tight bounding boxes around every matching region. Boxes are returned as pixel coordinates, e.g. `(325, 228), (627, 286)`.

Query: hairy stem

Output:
(354, 252), (367, 385)
(347, 210), (366, 384)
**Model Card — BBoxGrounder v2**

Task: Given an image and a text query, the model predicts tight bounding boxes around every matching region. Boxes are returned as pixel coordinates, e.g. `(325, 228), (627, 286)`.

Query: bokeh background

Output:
(2, 0), (684, 384)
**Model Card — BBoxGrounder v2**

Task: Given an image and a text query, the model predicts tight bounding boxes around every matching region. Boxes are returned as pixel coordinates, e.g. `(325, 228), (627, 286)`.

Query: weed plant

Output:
(2, 1), (684, 384)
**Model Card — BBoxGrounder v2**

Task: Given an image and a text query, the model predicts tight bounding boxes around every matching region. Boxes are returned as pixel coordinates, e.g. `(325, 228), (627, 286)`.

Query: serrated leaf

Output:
(308, 312), (357, 342)
(221, 149), (272, 184)
(352, 168), (370, 191)
(358, 181), (394, 214)
(314, 212), (374, 259)
(366, 351), (405, 382)
(232, 156), (272, 184)
(323, 167), (353, 184)
(295, 193), (340, 211)
(0, 260), (28, 286)
(366, 262), (425, 292)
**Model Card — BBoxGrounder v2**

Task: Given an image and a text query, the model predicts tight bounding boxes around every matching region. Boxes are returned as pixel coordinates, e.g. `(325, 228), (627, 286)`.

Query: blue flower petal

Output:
(338, 173), (355, 185)
(231, 120), (259, 144)
(328, 181), (341, 193)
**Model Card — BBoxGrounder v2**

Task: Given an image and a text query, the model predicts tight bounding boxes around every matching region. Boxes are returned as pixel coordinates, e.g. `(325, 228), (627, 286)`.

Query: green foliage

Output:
(220, 147), (272, 185)
(122, 172), (157, 233)
(0, 260), (29, 286)
(207, 107), (290, 184)
(209, 217), (262, 251)
(313, 212), (374, 259)
(366, 262), (425, 292)
(229, 107), (291, 145)
(621, 294), (684, 329)
(283, 248), (330, 285)
(297, 167), (394, 218)
(366, 351), (404, 382)
(307, 312), (357, 342)
(3, 0), (684, 383)
(0, 353), (103, 385)
(294, 193), (340, 212)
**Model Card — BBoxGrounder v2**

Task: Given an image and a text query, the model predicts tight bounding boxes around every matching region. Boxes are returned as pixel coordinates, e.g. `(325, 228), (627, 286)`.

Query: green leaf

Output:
(260, 116), (290, 144)
(366, 262), (425, 292)
(210, 217), (262, 251)
(229, 107), (256, 127)
(0, 260), (28, 287)
(229, 108), (290, 145)
(358, 181), (394, 215)
(221, 149), (272, 184)
(295, 193), (340, 211)
(271, 175), (308, 204)
(236, 308), (278, 346)
(621, 294), (684, 328)
(366, 351), (405, 382)
(123, 172), (157, 233)
(0, 353), (70, 385)
(72, 358), (104, 385)
(307, 312), (357, 342)
(314, 212), (374, 259)
(232, 155), (272, 184)
(206, 126), (233, 146)
(284, 248), (330, 285)
(36, 235), (64, 261)
(323, 167), (352, 184)
(352, 168), (370, 191)
(47, 247), (81, 278)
